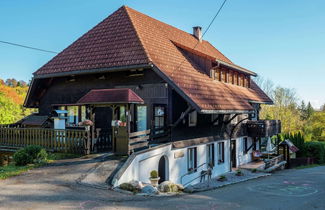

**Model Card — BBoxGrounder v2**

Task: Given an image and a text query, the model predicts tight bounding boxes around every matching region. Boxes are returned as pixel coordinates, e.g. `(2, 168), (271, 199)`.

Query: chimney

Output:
(193, 26), (202, 41)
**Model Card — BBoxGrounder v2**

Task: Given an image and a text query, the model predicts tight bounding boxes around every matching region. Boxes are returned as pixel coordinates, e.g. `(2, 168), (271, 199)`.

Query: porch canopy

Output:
(77, 88), (144, 105)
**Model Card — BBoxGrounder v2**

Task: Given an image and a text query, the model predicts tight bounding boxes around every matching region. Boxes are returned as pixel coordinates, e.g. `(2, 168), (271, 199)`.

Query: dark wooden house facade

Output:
(23, 6), (280, 155)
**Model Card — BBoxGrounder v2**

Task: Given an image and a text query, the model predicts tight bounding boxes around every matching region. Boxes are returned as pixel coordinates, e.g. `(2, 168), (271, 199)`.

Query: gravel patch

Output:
(184, 169), (271, 193)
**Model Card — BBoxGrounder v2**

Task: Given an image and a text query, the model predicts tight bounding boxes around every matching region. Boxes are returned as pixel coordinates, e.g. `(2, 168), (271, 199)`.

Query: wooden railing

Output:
(128, 129), (150, 153)
(0, 127), (88, 154)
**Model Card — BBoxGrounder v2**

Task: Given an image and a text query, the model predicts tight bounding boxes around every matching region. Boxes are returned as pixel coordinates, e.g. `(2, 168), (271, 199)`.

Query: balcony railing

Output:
(246, 120), (281, 137)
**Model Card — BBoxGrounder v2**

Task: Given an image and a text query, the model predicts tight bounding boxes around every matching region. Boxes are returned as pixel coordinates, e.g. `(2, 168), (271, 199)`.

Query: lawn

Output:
(0, 164), (36, 180)
(0, 152), (83, 180)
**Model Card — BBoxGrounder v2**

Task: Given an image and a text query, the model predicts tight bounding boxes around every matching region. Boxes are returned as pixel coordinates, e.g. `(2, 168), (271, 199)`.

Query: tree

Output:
(260, 86), (303, 133)
(306, 102), (314, 120)
(304, 111), (325, 141)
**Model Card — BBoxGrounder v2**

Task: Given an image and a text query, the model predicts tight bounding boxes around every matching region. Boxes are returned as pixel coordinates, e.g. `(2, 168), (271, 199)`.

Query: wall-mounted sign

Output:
(174, 151), (184, 159)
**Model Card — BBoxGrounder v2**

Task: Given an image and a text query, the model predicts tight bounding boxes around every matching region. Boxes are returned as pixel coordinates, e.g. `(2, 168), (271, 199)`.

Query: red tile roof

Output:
(77, 88), (144, 104)
(33, 6), (272, 112)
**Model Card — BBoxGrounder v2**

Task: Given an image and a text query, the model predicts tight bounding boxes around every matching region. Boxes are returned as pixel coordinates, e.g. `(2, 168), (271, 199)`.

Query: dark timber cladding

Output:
(36, 69), (166, 115)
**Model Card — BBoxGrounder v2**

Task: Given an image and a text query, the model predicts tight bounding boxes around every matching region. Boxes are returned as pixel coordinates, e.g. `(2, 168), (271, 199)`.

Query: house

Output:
(22, 6), (280, 186)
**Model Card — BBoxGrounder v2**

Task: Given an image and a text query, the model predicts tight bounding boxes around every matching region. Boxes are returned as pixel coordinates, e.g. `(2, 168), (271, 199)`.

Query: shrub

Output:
(304, 142), (325, 164)
(13, 145), (48, 166)
(150, 170), (158, 178)
(13, 149), (33, 166)
(24, 145), (43, 160)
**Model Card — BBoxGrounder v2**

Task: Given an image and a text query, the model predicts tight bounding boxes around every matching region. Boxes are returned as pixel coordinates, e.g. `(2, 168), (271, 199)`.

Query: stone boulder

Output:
(158, 181), (184, 193)
(141, 185), (159, 195)
(129, 180), (144, 190)
(119, 180), (143, 193)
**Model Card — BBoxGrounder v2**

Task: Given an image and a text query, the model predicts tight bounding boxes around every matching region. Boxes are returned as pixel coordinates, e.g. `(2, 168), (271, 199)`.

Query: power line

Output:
(0, 40), (58, 54)
(172, 0), (228, 73)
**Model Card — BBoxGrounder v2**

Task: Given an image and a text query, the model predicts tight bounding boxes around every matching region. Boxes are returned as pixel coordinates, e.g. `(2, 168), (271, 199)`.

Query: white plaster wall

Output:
(237, 137), (253, 166)
(114, 140), (232, 187)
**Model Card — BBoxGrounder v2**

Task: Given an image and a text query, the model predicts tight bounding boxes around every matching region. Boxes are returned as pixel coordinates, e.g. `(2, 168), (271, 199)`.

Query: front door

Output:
(158, 156), (167, 183)
(231, 140), (237, 168)
(94, 107), (113, 152)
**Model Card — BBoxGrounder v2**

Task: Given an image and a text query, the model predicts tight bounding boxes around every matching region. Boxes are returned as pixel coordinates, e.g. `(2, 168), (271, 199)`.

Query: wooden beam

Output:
(129, 129), (150, 138)
(171, 106), (194, 128)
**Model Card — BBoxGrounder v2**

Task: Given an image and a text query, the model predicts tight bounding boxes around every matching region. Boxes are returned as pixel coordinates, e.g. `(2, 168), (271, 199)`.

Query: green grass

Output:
(295, 164), (325, 169)
(47, 152), (83, 161)
(0, 163), (36, 180)
(0, 152), (82, 180)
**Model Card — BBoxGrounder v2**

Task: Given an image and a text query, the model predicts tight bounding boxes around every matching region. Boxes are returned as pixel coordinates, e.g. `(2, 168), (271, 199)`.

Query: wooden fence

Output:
(128, 129), (150, 153)
(0, 127), (88, 154)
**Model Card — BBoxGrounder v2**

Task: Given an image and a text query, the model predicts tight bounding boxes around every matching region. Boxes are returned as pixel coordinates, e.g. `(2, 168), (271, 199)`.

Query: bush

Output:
(304, 142), (325, 164)
(13, 145), (48, 166)
(150, 170), (158, 178)
(24, 145), (43, 160)
(13, 149), (33, 166)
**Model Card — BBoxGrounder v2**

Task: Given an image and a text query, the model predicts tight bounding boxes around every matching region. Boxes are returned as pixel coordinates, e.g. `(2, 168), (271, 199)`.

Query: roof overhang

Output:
(200, 109), (254, 114)
(33, 64), (152, 79)
(215, 59), (257, 76)
(249, 100), (274, 105)
(76, 88), (144, 105)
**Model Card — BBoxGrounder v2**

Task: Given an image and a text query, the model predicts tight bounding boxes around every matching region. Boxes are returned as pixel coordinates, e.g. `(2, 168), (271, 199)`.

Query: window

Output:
(218, 142), (225, 164)
(67, 106), (79, 125)
(136, 105), (147, 132)
(234, 73), (238, 85)
(154, 105), (166, 134)
(215, 69), (220, 81)
(244, 137), (248, 153)
(228, 70), (233, 84)
(221, 70), (226, 82)
(187, 147), (197, 172)
(81, 106), (87, 122)
(188, 111), (197, 127)
(207, 144), (215, 167)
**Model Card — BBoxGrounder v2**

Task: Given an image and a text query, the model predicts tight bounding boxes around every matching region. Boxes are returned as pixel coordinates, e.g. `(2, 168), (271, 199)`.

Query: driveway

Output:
(0, 156), (324, 209)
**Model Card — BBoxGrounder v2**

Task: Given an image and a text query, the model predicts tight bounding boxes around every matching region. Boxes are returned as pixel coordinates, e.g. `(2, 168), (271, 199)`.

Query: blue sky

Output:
(0, 0), (324, 108)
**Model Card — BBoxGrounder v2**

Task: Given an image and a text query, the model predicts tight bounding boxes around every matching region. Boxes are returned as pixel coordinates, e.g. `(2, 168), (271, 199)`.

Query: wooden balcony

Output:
(246, 120), (281, 137)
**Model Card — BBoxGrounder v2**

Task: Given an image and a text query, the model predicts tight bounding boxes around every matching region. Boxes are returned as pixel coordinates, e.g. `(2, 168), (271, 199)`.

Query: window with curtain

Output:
(67, 106), (79, 125)
(187, 147), (197, 173)
(154, 105), (166, 134)
(207, 144), (215, 167)
(218, 142), (225, 164)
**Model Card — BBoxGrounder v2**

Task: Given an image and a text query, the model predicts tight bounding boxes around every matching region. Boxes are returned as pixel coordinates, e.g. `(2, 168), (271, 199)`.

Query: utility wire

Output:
(0, 40), (58, 54)
(172, 0), (228, 74)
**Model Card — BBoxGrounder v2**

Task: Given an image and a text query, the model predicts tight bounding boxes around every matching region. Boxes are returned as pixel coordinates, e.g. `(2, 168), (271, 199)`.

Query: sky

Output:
(0, 0), (324, 109)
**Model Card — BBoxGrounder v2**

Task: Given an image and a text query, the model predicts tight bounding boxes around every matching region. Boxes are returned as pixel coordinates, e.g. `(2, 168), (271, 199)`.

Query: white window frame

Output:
(188, 111), (197, 127)
(218, 142), (225, 164)
(187, 147), (197, 173)
(207, 144), (215, 167)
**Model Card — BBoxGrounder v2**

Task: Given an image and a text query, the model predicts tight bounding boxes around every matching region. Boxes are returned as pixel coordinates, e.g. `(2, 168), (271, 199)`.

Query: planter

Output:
(149, 177), (160, 187)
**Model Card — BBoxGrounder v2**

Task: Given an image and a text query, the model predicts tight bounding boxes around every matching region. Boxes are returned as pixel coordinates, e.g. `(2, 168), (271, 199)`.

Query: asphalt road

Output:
(0, 156), (324, 210)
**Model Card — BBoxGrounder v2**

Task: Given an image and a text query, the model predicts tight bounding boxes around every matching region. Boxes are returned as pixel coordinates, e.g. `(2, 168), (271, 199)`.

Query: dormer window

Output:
(211, 67), (251, 88)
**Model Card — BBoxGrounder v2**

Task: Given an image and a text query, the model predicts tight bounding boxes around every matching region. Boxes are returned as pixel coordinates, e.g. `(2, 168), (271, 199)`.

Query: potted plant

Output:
(235, 169), (244, 176)
(217, 175), (227, 181)
(149, 170), (160, 187)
